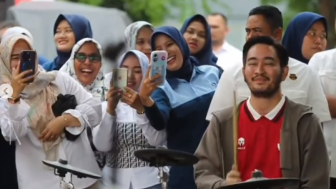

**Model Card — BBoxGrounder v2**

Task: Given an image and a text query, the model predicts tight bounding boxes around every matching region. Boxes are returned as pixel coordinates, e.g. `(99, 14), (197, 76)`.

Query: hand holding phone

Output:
(10, 68), (34, 99)
(150, 51), (167, 86)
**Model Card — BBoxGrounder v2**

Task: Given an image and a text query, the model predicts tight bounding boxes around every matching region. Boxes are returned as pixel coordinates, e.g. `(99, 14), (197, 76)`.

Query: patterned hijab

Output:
(124, 21), (154, 50)
(60, 38), (106, 101)
(0, 34), (60, 162)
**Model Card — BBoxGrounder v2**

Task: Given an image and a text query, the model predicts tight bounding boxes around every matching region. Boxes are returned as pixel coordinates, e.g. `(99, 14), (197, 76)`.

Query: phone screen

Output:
(112, 68), (128, 89)
(19, 50), (36, 83)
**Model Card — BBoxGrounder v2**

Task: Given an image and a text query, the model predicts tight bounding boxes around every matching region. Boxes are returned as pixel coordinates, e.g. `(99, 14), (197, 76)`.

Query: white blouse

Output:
(0, 72), (102, 189)
(92, 101), (166, 189)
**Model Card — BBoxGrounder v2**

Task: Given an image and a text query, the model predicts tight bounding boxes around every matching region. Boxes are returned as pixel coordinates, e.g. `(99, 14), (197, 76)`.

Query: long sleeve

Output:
(298, 113), (329, 188)
(60, 72), (102, 135)
(206, 65), (237, 121)
(0, 98), (30, 144)
(144, 88), (171, 131)
(92, 101), (116, 152)
(194, 114), (226, 189)
(137, 113), (166, 146)
(305, 68), (331, 123)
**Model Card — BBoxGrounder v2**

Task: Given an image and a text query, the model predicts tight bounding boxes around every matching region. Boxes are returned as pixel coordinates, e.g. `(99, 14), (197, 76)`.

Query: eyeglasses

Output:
(75, 53), (101, 63)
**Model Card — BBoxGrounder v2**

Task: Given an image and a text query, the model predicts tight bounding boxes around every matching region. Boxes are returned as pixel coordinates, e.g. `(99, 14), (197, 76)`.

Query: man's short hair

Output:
(208, 12), (228, 25)
(242, 36), (288, 68)
(0, 20), (20, 30)
(248, 5), (283, 30)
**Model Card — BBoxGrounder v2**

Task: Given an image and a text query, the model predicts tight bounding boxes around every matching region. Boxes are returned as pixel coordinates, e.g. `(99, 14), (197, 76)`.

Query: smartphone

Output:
(150, 50), (167, 86)
(19, 50), (36, 83)
(112, 68), (128, 90)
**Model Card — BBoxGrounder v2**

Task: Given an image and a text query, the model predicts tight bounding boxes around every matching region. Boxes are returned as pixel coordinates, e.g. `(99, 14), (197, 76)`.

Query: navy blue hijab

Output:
(180, 14), (218, 65)
(44, 14), (93, 71)
(151, 26), (199, 80)
(282, 12), (327, 64)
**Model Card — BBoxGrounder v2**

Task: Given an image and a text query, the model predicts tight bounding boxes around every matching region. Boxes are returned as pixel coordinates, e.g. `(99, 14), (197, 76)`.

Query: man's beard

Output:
(244, 71), (283, 98)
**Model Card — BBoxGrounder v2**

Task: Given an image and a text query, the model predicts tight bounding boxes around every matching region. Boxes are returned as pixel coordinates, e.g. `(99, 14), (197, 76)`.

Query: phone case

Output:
(150, 51), (167, 86)
(112, 68), (128, 89)
(19, 50), (36, 83)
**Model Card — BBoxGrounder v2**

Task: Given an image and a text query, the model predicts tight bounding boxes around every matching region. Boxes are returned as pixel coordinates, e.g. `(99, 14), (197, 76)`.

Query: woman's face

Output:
(11, 39), (32, 70)
(183, 20), (206, 54)
(54, 20), (76, 52)
(136, 26), (153, 59)
(301, 21), (327, 60)
(154, 35), (183, 71)
(74, 42), (102, 86)
(121, 54), (143, 91)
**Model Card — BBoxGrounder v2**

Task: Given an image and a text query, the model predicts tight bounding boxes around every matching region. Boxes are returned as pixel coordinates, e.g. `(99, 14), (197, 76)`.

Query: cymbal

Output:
(219, 178), (300, 189)
(42, 159), (101, 179)
(134, 149), (199, 167)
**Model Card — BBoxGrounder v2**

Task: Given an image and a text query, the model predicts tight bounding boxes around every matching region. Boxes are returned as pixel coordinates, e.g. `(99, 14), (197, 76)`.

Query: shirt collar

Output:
(246, 95), (286, 120)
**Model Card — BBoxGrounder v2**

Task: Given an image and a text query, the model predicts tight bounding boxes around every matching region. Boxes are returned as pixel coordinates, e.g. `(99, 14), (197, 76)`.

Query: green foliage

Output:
(65, 0), (230, 25)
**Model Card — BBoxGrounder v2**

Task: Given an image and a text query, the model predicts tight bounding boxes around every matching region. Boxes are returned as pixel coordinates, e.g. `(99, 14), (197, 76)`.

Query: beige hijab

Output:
(0, 34), (61, 161)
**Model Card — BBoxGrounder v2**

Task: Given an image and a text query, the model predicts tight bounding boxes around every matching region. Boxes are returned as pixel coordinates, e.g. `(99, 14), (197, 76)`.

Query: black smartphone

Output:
(19, 50), (36, 83)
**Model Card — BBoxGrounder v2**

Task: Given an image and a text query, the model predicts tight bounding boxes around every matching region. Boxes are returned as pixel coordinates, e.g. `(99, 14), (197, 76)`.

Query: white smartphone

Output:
(150, 50), (167, 86)
(112, 68), (128, 89)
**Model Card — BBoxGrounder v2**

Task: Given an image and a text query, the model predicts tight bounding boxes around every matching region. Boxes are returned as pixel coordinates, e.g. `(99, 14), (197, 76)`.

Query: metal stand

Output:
(52, 159), (75, 189)
(54, 168), (75, 189)
(157, 167), (169, 189)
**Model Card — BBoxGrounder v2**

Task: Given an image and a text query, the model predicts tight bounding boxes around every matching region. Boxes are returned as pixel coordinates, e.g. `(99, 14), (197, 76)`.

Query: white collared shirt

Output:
(308, 49), (336, 177)
(214, 41), (242, 70)
(206, 57), (331, 124)
(246, 95), (286, 120)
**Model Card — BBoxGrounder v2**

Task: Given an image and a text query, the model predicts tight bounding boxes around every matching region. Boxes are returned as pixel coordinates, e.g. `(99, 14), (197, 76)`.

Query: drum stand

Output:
(54, 168), (75, 189)
(157, 166), (169, 189)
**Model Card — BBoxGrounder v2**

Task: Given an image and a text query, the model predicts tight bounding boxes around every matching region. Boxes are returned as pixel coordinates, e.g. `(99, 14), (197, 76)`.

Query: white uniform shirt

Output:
(207, 57), (331, 124)
(214, 42), (242, 69)
(308, 49), (336, 177)
(92, 100), (166, 189)
(0, 72), (102, 189)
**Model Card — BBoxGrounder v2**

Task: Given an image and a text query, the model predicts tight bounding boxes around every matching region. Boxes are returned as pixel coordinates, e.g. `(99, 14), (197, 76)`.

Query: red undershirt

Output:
(237, 100), (285, 181)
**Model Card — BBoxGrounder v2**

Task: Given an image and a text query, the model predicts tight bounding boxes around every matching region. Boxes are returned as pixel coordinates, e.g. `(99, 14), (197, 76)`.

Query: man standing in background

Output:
(207, 13), (242, 69)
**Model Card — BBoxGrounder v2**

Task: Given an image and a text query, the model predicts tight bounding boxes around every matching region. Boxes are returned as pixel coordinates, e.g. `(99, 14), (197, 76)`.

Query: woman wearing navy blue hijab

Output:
(43, 14), (93, 71)
(139, 26), (220, 189)
(282, 12), (327, 64)
(180, 14), (218, 65)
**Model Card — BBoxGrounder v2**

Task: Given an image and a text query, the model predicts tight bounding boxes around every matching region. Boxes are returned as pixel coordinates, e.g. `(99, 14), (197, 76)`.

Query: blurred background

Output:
(0, 0), (335, 60)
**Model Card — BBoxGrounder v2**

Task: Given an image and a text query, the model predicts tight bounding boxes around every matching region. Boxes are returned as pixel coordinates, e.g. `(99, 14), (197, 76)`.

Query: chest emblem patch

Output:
(238, 137), (245, 150)
(289, 74), (297, 80)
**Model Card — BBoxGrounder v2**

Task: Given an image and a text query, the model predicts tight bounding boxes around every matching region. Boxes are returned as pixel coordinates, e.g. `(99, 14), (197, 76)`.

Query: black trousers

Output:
(0, 133), (18, 189)
(331, 177), (336, 189)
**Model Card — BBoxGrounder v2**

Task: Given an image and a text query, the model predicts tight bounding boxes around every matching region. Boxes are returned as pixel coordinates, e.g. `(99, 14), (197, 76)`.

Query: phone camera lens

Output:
(153, 54), (157, 57)
(153, 58), (158, 62)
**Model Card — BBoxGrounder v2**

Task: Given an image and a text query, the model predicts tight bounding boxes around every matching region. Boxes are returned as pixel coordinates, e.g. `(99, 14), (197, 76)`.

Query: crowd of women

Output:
(0, 3), (335, 189)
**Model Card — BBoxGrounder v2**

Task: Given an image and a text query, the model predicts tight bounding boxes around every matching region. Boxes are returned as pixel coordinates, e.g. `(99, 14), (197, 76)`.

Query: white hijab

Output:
(60, 38), (106, 101)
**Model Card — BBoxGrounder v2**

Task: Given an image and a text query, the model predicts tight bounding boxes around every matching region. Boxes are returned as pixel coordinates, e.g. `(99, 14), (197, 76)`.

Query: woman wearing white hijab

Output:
(60, 38), (106, 101)
(94, 50), (165, 189)
(2, 26), (50, 65)
(0, 34), (102, 189)
(60, 37), (107, 168)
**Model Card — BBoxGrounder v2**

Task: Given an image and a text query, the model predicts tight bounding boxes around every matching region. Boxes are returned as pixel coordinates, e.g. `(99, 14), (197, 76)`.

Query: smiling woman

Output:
(60, 38), (106, 101)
